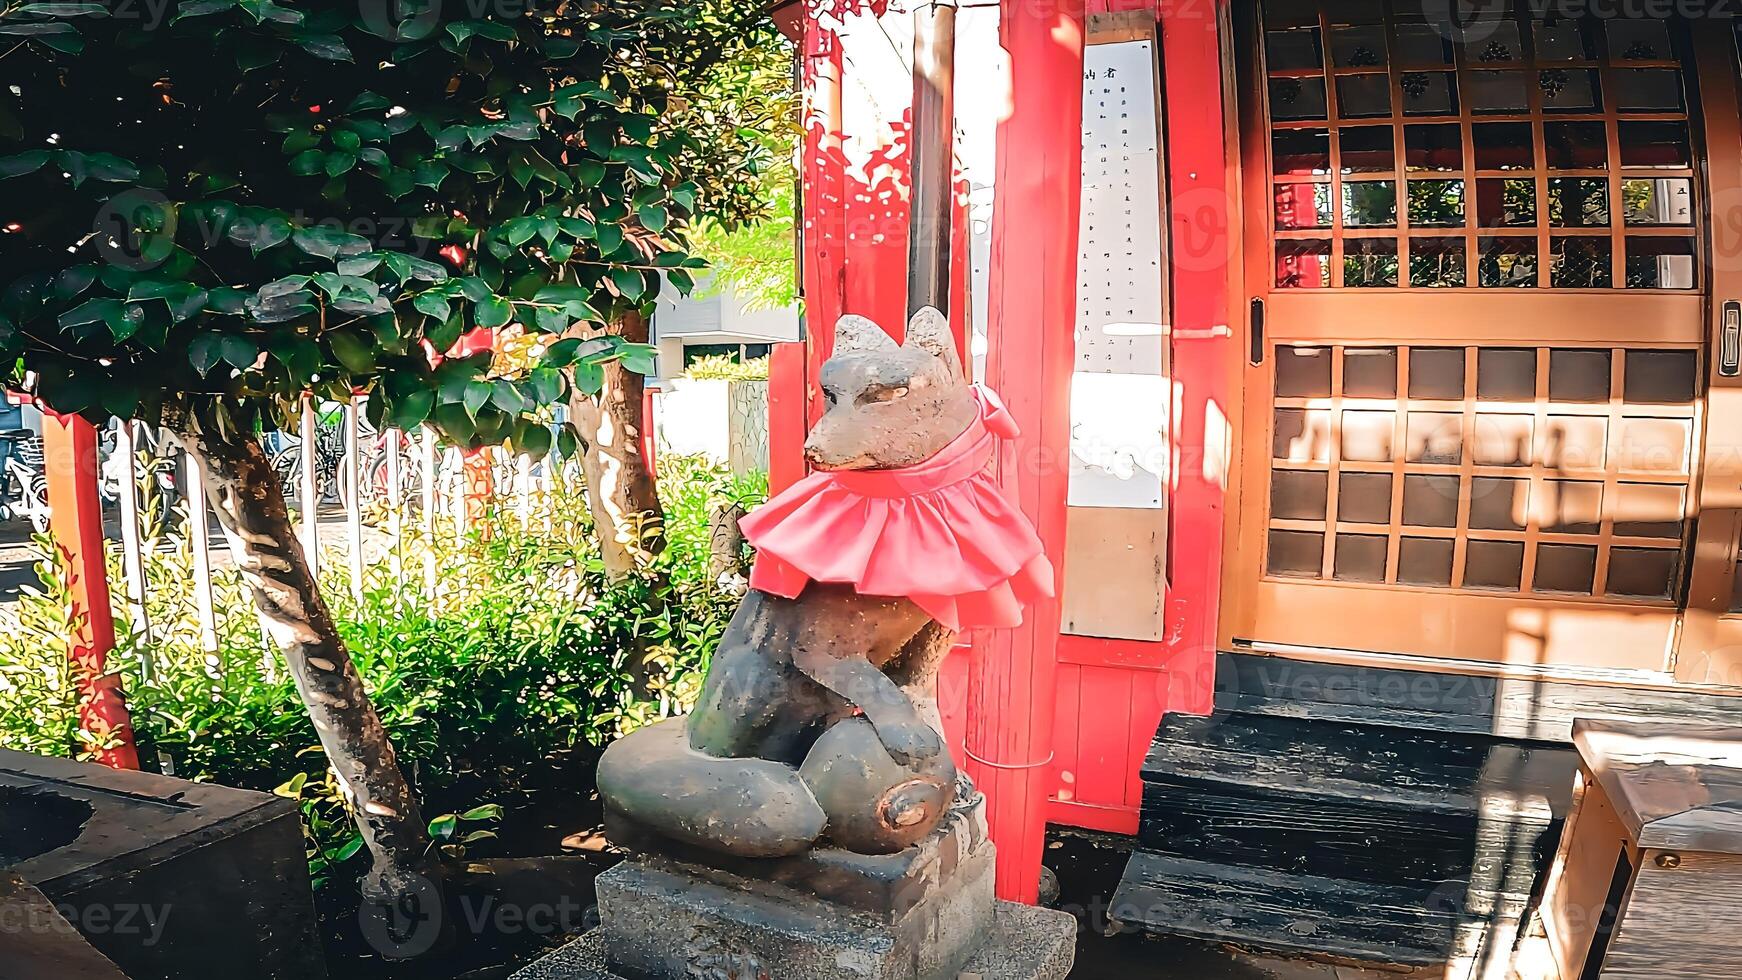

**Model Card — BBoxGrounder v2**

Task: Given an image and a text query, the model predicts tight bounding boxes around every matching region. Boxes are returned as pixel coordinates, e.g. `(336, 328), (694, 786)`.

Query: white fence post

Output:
(386, 428), (404, 585)
(420, 427), (438, 598)
(448, 447), (465, 545)
(542, 447), (557, 534)
(298, 395), (319, 575)
(341, 398), (364, 600)
(182, 451), (219, 654)
(516, 453), (532, 528)
(114, 422), (151, 666)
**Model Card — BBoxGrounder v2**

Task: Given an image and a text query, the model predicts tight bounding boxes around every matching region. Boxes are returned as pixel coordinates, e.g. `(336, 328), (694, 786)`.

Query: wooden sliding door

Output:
(1231, 0), (1718, 672)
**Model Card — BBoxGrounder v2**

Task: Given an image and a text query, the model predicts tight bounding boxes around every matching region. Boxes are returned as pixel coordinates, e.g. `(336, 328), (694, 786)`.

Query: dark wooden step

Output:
(1138, 781), (1562, 891)
(1137, 711), (1576, 888)
(1216, 651), (1742, 741)
(1111, 852), (1500, 966)
(1143, 711), (1575, 812)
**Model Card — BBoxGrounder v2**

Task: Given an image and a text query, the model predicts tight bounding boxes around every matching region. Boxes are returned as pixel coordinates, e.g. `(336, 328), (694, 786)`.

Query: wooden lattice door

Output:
(1230, 0), (1722, 671)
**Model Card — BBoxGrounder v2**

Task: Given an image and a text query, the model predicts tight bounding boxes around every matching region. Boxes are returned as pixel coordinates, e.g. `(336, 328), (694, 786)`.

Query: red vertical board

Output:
(1048, 664), (1084, 808)
(772, 21), (848, 494)
(967, 0), (1086, 904)
(43, 414), (139, 770)
(772, 14), (983, 487)
(1073, 667), (1136, 808)
(1034, 0), (1229, 829)
(776, 0), (1229, 845)
(1158, 0), (1232, 718)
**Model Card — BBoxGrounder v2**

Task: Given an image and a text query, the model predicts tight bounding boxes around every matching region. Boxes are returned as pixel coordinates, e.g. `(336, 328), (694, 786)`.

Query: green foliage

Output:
(682, 354), (768, 382)
(670, 23), (798, 311)
(0, 453), (767, 883)
(426, 802), (502, 862)
(0, 0), (782, 453)
(686, 178), (799, 312)
(0, 535), (87, 758)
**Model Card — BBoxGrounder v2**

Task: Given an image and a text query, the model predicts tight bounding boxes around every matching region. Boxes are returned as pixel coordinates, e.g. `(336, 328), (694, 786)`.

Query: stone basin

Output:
(0, 785), (93, 866)
(0, 749), (327, 980)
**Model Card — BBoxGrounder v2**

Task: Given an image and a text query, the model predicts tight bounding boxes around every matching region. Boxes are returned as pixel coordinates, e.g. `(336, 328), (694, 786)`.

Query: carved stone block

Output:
(520, 792), (1076, 980)
(510, 894), (1077, 980)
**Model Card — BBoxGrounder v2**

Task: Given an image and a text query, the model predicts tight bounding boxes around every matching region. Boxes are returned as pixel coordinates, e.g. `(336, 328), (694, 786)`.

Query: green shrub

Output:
(681, 354), (769, 382)
(0, 453), (764, 884)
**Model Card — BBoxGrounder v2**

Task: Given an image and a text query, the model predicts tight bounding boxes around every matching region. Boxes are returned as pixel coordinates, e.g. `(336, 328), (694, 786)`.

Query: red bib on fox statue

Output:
(742, 368), (1053, 631)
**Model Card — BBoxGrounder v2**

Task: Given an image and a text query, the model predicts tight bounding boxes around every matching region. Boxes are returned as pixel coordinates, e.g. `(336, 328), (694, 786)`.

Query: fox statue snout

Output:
(803, 307), (980, 472)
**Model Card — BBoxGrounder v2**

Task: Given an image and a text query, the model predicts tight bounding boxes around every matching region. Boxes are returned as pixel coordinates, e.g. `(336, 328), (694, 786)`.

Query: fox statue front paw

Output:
(875, 718), (944, 768)
(800, 717), (955, 854)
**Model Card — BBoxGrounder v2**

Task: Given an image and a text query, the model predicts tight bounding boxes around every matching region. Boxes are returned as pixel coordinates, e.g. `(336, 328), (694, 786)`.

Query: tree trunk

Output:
(172, 412), (439, 953)
(570, 310), (667, 579)
(569, 311), (667, 698)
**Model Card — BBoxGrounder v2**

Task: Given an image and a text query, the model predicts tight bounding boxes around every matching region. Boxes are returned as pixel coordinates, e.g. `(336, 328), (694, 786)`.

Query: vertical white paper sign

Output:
(1069, 40), (1168, 509)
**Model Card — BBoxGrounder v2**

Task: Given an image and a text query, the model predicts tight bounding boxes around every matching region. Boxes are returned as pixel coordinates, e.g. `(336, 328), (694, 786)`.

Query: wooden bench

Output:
(1541, 719), (1742, 979)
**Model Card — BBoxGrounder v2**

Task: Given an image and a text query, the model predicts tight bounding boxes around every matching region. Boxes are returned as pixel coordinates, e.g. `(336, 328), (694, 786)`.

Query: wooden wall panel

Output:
(1603, 851), (1742, 979)
(942, 647), (1180, 835)
(1050, 664), (1086, 807)
(1061, 508), (1168, 641)
(1075, 668), (1138, 807)
(1123, 664), (1170, 809)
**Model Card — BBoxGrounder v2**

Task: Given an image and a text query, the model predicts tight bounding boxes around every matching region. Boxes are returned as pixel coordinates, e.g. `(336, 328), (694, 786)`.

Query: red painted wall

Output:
(770, 15), (973, 494)
(1015, 0), (1230, 836)
(778, 0), (1232, 839)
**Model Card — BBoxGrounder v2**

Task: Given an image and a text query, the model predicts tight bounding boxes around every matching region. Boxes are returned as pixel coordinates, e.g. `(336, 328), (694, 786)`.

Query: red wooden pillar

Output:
(771, 18), (849, 494)
(43, 414), (140, 770)
(966, 0), (1086, 904)
(1159, 0), (1234, 715)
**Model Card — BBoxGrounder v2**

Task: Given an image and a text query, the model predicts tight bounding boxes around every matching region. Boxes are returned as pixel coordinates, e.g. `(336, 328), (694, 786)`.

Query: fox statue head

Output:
(804, 306), (979, 471)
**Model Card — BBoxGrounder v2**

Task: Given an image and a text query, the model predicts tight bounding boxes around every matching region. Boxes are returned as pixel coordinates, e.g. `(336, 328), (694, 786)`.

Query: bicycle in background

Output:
(0, 429), (49, 532)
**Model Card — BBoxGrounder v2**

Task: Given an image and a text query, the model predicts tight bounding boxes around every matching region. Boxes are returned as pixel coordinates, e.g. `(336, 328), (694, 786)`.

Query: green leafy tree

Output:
(0, 0), (771, 938)
(561, 9), (792, 588)
(678, 31), (799, 312)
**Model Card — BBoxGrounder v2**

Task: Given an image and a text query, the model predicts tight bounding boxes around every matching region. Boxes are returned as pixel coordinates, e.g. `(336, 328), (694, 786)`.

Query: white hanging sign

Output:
(1069, 39), (1168, 509)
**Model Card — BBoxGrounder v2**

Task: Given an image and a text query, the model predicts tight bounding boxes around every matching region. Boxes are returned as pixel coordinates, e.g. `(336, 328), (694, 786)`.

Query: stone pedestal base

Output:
(511, 900), (1077, 980)
(518, 791), (1074, 979)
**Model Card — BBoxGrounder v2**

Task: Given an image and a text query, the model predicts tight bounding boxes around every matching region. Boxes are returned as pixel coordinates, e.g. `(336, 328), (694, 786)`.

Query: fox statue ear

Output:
(834, 314), (899, 354)
(903, 305), (961, 374)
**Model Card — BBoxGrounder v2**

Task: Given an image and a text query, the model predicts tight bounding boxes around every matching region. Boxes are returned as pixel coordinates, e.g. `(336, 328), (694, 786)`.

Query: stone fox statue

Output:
(597, 307), (1051, 859)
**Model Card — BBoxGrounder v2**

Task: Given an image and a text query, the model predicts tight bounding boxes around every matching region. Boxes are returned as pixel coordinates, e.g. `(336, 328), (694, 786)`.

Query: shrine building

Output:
(767, 0), (1742, 971)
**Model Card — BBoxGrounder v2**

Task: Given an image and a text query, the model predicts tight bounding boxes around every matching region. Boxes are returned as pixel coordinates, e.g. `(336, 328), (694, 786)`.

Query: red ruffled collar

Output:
(740, 386), (1054, 631)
